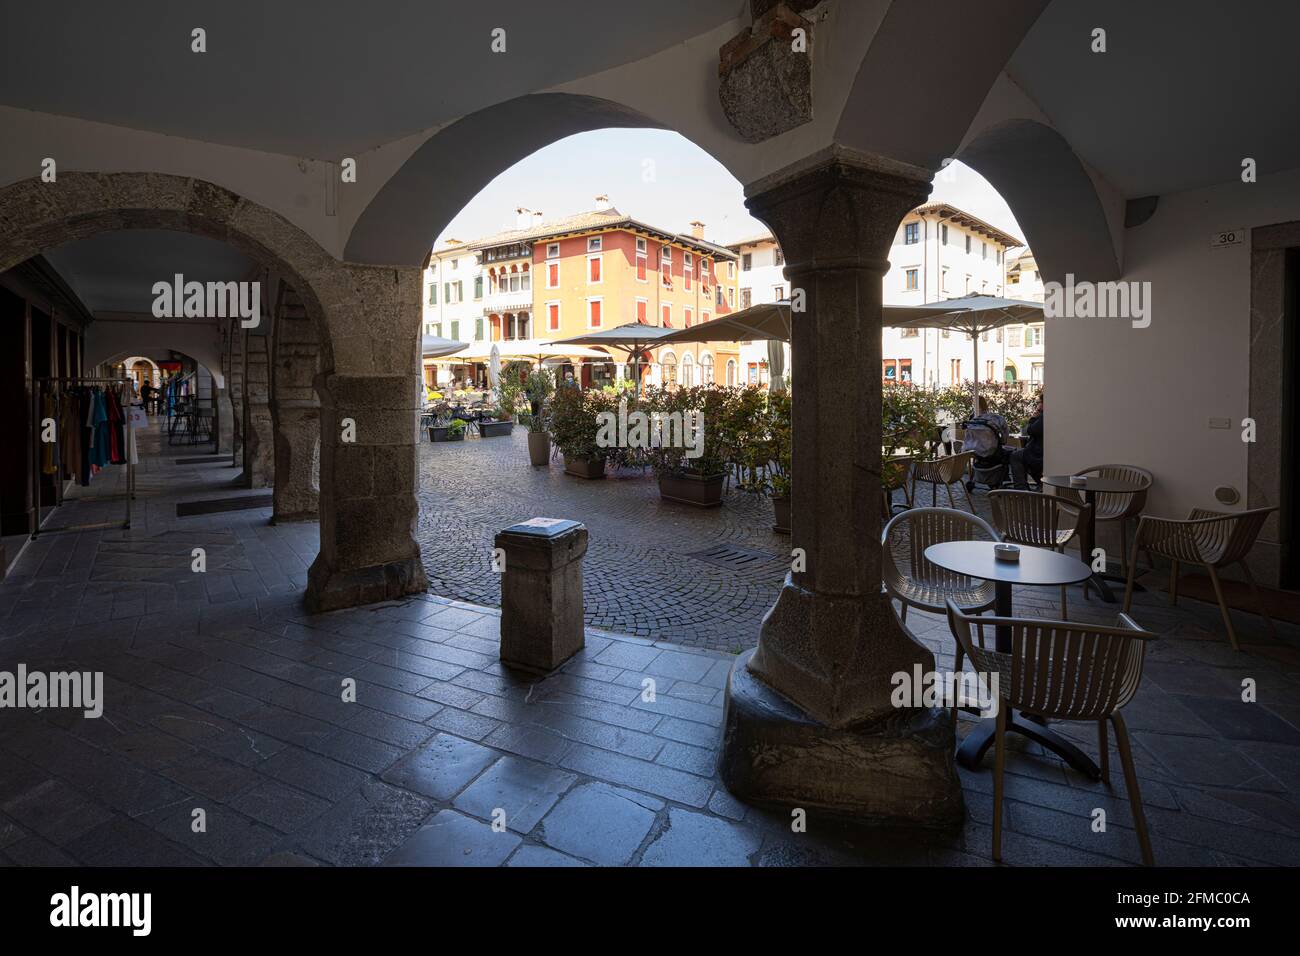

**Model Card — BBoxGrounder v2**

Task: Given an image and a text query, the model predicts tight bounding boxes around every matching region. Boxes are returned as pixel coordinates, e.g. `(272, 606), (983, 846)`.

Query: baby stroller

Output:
(959, 415), (1010, 493)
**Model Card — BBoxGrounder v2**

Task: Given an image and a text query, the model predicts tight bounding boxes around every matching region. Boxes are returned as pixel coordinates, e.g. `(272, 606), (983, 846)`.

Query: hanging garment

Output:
(78, 388), (93, 486)
(88, 388), (110, 469)
(41, 390), (57, 475)
(106, 388), (126, 465)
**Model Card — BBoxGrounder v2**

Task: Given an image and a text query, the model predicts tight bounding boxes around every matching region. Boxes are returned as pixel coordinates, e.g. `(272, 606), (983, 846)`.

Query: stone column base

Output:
(305, 554), (427, 613)
(719, 649), (965, 829)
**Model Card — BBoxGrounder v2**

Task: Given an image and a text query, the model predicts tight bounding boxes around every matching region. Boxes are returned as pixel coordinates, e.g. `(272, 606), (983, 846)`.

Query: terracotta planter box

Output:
(479, 420), (515, 438)
(772, 495), (791, 534)
(429, 427), (465, 442)
(658, 472), (725, 507)
(527, 431), (551, 466)
(564, 455), (606, 479)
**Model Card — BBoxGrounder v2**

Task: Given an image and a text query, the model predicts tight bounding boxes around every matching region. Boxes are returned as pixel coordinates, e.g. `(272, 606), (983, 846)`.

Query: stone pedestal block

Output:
(495, 518), (588, 673)
(721, 648), (965, 828)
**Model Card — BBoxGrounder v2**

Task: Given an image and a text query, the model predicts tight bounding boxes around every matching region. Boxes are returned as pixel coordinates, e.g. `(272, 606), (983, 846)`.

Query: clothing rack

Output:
(31, 375), (137, 539)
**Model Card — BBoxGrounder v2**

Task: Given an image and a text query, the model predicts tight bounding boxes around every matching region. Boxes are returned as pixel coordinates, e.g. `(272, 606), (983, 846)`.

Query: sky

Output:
(434, 128), (1026, 250)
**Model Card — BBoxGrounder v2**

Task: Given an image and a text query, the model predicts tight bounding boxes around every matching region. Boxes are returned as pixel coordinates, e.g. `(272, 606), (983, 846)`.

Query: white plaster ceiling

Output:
(0, 0), (744, 158)
(1007, 0), (1300, 196)
(43, 230), (254, 315)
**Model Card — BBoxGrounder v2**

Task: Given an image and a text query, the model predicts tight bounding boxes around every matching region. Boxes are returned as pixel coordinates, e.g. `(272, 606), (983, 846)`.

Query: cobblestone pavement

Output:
(2, 424), (1300, 867)
(416, 430), (790, 650)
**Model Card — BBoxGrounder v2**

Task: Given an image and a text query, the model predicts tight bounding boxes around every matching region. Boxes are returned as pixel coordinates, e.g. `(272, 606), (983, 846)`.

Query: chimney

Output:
(595, 194), (610, 205)
(515, 206), (532, 229)
(689, 220), (706, 239)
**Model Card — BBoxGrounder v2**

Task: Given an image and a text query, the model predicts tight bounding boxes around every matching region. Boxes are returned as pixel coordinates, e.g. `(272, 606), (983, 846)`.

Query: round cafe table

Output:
(924, 540), (1099, 779)
(1040, 474), (1146, 603)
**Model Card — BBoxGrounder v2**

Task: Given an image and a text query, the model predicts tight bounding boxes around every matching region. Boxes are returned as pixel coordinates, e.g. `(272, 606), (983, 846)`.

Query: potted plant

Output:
(478, 407), (515, 438)
(430, 416), (467, 442)
(549, 383), (608, 478)
(524, 368), (554, 466)
(646, 385), (730, 507)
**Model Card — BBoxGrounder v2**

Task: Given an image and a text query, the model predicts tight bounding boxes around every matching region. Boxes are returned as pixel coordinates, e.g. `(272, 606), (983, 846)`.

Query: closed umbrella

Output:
(767, 338), (786, 393)
(488, 343), (501, 392)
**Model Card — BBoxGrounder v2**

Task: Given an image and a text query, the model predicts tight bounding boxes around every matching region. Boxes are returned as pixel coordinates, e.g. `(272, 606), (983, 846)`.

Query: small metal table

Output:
(924, 540), (1100, 779)
(1040, 474), (1145, 603)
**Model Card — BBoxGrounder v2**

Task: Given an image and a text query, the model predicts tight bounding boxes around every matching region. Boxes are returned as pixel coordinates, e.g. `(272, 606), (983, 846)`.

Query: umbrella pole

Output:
(971, 331), (980, 416)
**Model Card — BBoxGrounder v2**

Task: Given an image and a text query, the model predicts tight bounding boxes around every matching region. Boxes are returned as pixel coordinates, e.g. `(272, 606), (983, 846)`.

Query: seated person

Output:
(1009, 392), (1044, 489)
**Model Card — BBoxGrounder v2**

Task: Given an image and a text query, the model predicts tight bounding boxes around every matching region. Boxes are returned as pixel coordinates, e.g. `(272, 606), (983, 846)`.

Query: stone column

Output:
(270, 285), (320, 522)
(239, 325), (275, 488)
(719, 147), (963, 827)
(227, 320), (245, 470)
(215, 386), (235, 455)
(305, 373), (427, 611)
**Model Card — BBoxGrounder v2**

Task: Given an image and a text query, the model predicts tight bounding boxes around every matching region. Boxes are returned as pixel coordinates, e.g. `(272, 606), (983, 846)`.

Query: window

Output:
(661, 304), (672, 328)
(950, 358), (962, 382)
(684, 256), (692, 291)
(773, 285), (784, 300)
(445, 281), (463, 304)
(681, 353), (694, 387)
(1027, 325), (1044, 346)
(883, 359), (897, 381)
(701, 311), (710, 325)
(661, 244), (672, 265)
(587, 236), (602, 252)
(546, 242), (559, 258)
(450, 321), (459, 340)
(899, 359), (912, 383)
(474, 276), (483, 299)
(742, 253), (752, 271)
(547, 302), (560, 332)
(773, 248), (784, 266)
(965, 274), (972, 294)
(432, 323), (442, 337)
(588, 254), (602, 284)
(635, 298), (648, 324)
(741, 288), (752, 308)
(982, 241), (988, 260)
(587, 298), (603, 328)
(475, 318), (484, 340)
(901, 328), (919, 338)
(700, 259), (711, 287)
(965, 234), (971, 254)
(941, 267), (949, 294)
(547, 262), (559, 289)
(661, 352), (677, 386)
(1008, 327), (1022, 347)
(941, 224), (949, 245)
(997, 249), (1002, 264)
(701, 353), (715, 384)
(986, 360), (995, 380)
(518, 313), (530, 338)
(636, 252), (647, 282)
(904, 222), (919, 245)
(451, 259), (459, 270)
(996, 329), (1003, 343)
(727, 287), (734, 307)
(636, 237), (646, 253)
(428, 284), (437, 305)
(728, 260), (736, 279)
(726, 358), (737, 386)
(684, 307), (693, 328)
(905, 269), (918, 291)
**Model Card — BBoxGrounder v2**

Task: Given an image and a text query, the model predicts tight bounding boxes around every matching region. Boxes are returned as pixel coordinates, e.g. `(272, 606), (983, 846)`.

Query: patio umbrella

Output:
(656, 300), (792, 344)
(488, 343), (500, 391)
(884, 294), (1043, 415)
(421, 334), (469, 359)
(551, 322), (683, 386)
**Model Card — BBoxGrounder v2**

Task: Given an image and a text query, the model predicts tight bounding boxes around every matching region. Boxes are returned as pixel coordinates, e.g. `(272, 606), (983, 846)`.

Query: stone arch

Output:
(833, 0), (1049, 171)
(0, 172), (429, 611)
(956, 119), (1120, 283)
(0, 173), (347, 371)
(345, 93), (669, 266)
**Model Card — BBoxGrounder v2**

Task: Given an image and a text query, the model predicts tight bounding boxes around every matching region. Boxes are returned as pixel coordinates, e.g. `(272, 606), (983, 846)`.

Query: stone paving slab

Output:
(2, 424), (1300, 866)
